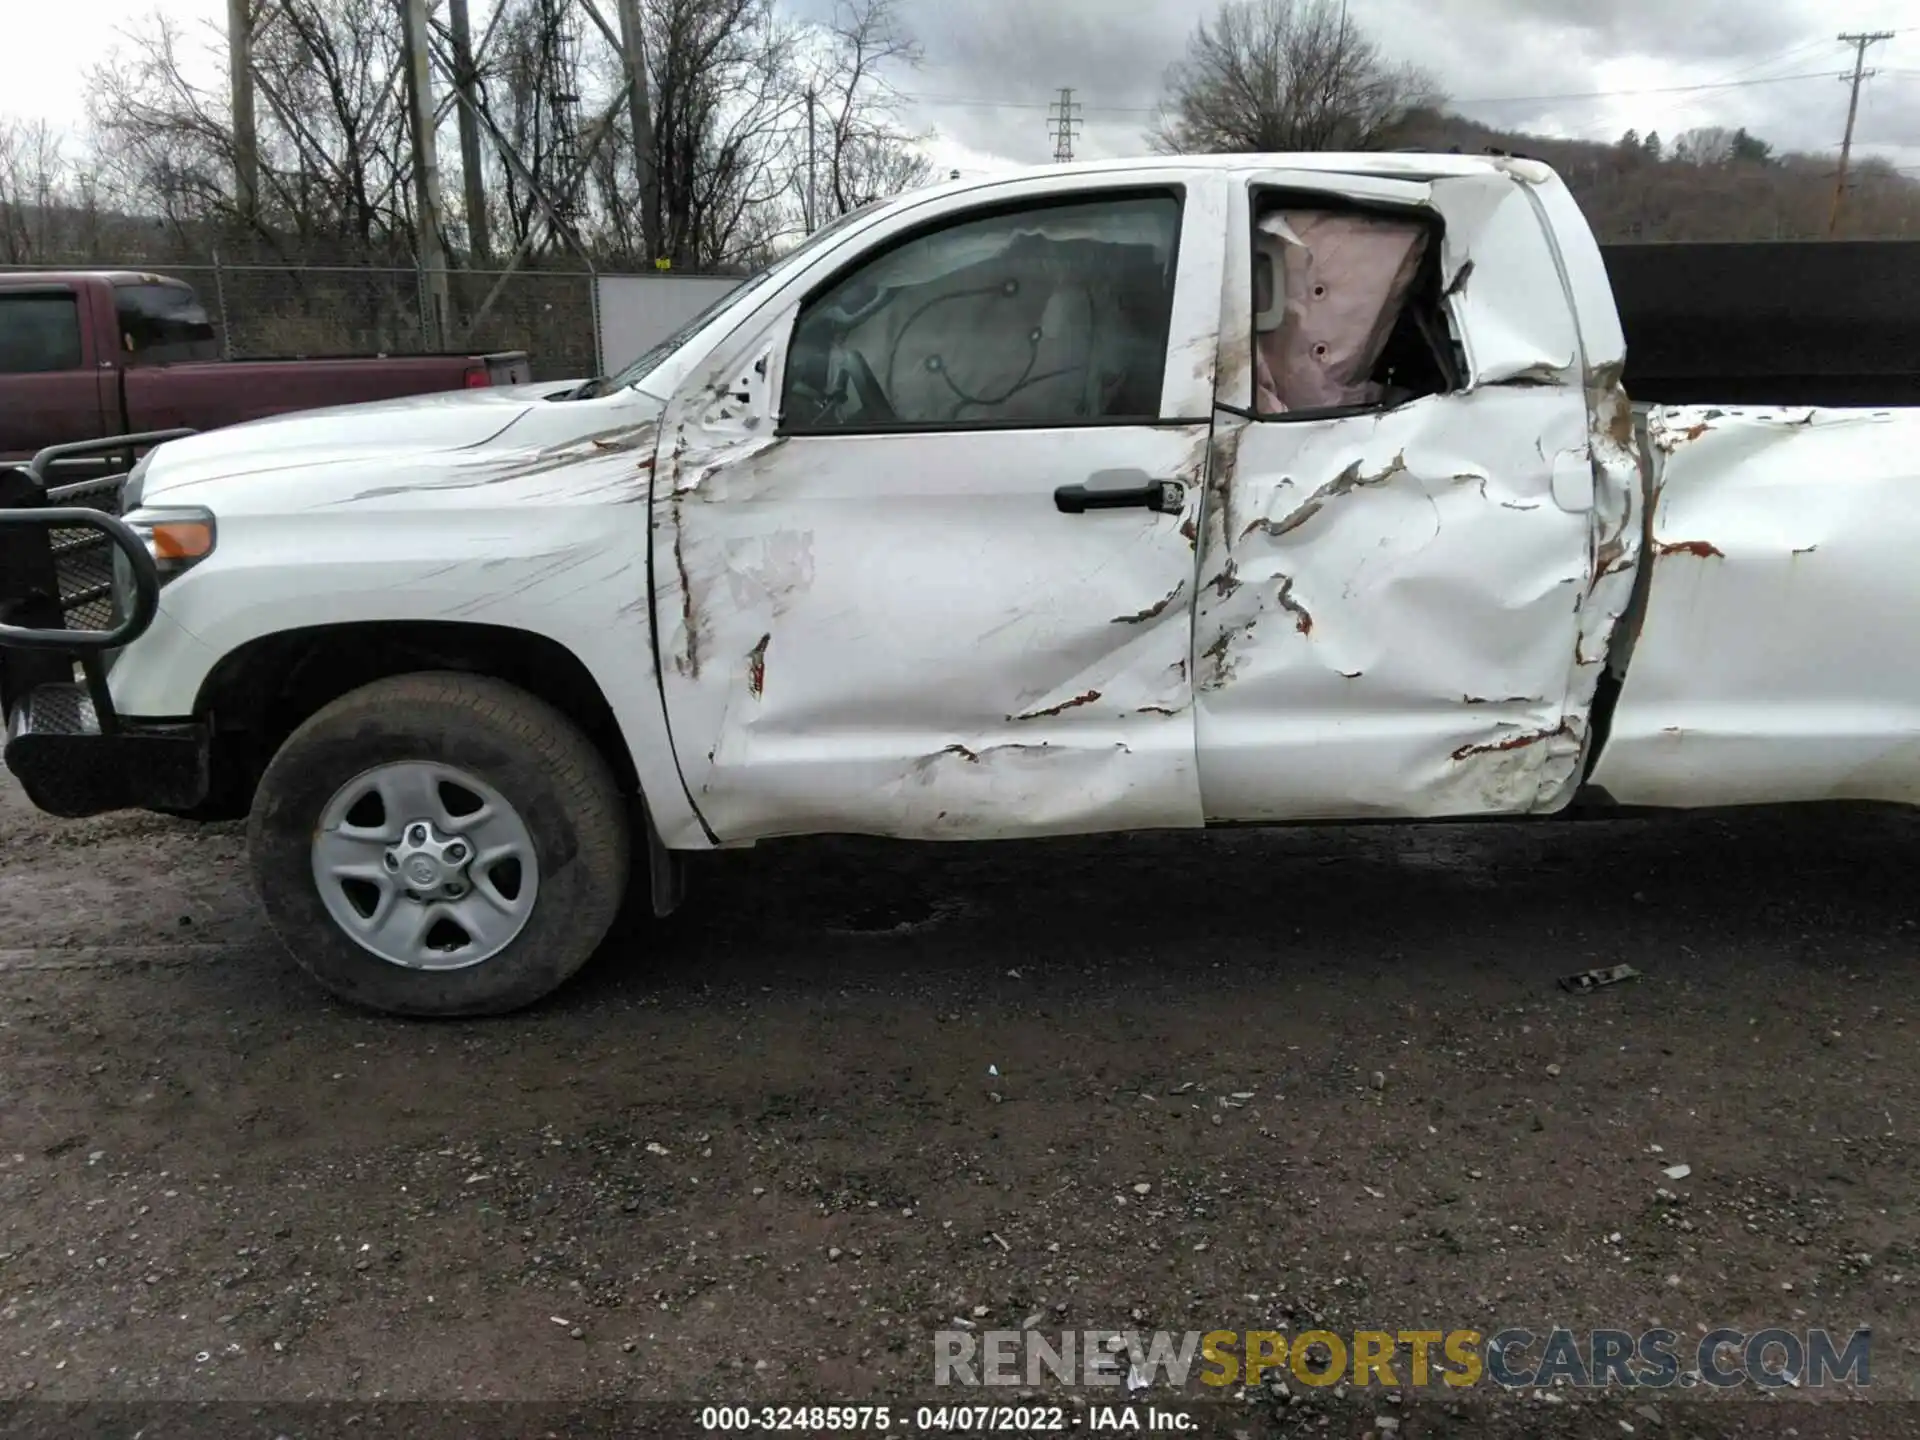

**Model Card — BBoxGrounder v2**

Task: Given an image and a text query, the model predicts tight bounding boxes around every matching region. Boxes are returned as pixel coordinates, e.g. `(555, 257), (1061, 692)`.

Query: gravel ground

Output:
(1, 773), (1917, 1439)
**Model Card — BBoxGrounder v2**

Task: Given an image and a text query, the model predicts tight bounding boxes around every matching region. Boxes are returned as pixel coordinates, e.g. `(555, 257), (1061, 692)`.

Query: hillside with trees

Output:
(1393, 110), (1920, 242)
(1151, 0), (1920, 242)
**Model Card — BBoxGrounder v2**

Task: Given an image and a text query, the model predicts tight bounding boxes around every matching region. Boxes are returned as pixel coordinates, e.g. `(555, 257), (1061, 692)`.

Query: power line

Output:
(1569, 31), (1863, 139)
(1450, 70), (1847, 108)
(900, 67), (1862, 119)
(910, 93), (1153, 114)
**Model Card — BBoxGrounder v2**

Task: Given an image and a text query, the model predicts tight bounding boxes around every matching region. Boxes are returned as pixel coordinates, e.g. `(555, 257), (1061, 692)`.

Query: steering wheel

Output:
(840, 349), (897, 425)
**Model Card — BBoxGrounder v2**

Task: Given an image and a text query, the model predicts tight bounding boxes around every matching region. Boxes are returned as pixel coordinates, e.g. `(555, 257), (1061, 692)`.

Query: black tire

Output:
(247, 671), (630, 1017)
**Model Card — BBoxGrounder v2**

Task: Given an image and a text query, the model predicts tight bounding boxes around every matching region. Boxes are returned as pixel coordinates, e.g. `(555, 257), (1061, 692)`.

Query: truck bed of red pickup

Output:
(0, 271), (532, 463)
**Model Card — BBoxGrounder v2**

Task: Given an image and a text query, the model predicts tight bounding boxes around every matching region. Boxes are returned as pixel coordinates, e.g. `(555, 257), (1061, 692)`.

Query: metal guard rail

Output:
(26, 429), (196, 484)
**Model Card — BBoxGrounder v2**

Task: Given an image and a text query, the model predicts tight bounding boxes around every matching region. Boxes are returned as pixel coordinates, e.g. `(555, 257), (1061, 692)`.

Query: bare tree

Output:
(484, 0), (596, 256)
(795, 0), (931, 231)
(564, 0), (807, 268)
(86, 17), (246, 253)
(73, 0), (935, 274)
(250, 0), (415, 252)
(0, 117), (71, 262)
(1152, 0), (1441, 155)
(642, 0), (804, 268)
(1672, 126), (1736, 167)
(86, 3), (417, 260)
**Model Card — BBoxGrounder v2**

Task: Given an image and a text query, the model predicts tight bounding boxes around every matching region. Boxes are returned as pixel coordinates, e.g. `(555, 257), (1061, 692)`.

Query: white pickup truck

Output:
(1, 153), (1906, 1017)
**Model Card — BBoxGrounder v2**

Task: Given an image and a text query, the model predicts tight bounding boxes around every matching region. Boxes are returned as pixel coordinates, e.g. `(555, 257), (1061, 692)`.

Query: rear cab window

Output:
(114, 282), (221, 365)
(0, 290), (85, 374)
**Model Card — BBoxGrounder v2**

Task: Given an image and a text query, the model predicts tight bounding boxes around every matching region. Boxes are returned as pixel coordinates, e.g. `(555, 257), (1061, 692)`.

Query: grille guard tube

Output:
(0, 507), (160, 651)
(27, 428), (196, 484)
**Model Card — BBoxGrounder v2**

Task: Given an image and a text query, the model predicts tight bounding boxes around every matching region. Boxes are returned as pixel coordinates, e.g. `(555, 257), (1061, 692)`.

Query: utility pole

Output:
(447, 0), (490, 264)
(1830, 30), (1894, 235)
(1047, 87), (1081, 163)
(804, 85), (818, 233)
(400, 0), (450, 347)
(615, 0), (661, 264)
(226, 0), (257, 223)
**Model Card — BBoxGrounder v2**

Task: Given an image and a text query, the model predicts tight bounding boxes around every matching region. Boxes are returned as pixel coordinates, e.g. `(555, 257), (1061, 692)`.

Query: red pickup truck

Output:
(0, 270), (532, 463)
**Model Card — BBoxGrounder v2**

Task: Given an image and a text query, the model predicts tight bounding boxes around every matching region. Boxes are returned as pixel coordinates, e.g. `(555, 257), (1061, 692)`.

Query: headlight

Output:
(110, 505), (217, 626)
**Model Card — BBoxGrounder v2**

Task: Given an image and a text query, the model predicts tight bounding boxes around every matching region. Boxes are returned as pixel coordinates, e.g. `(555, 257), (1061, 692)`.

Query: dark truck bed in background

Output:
(0, 271), (531, 467)
(1602, 239), (1920, 408)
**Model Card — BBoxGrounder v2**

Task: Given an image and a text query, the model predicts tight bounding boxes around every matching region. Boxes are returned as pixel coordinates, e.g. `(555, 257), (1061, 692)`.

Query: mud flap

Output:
(644, 799), (688, 918)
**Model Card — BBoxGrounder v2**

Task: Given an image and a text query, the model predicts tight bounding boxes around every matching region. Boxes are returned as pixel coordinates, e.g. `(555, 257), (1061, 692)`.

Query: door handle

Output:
(1054, 469), (1185, 516)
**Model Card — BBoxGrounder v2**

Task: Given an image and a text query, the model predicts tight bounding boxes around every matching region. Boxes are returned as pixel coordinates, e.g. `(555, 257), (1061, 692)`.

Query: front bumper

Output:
(4, 683), (210, 818)
(2, 431), (207, 818)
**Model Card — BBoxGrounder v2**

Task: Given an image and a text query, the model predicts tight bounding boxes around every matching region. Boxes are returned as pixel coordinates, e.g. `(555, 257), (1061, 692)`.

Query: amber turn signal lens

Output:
(147, 521), (215, 561)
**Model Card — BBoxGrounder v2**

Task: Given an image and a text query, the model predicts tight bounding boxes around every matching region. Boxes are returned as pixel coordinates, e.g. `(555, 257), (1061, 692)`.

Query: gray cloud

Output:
(823, 0), (1917, 169)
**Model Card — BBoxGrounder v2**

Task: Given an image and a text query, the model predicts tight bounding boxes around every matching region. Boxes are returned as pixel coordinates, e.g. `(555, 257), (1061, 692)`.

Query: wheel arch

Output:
(193, 619), (641, 814)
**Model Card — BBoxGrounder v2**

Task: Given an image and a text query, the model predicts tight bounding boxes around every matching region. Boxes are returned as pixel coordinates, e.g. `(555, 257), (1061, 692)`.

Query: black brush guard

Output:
(0, 431), (211, 817)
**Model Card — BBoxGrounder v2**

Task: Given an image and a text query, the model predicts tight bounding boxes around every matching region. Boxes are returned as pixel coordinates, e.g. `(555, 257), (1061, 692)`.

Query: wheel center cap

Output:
(405, 855), (442, 887)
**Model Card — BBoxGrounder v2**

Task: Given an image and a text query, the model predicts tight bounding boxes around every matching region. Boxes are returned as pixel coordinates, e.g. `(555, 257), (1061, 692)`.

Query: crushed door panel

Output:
(1194, 167), (1622, 822)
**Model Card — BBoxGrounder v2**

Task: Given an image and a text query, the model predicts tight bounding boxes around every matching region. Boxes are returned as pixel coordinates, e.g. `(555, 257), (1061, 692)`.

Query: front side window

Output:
(0, 293), (83, 374)
(1251, 200), (1457, 417)
(783, 193), (1182, 432)
(114, 283), (220, 364)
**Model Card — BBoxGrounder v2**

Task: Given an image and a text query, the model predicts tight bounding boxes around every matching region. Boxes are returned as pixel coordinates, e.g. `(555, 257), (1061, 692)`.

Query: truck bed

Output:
(119, 351), (532, 437)
(1602, 240), (1920, 407)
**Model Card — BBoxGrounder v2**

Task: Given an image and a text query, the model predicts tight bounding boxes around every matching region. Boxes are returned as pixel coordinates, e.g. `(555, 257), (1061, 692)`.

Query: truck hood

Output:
(135, 381), (592, 499)
(139, 380), (660, 503)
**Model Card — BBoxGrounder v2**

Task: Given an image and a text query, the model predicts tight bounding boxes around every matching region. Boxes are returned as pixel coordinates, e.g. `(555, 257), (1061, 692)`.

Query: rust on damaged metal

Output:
(746, 633), (769, 698)
(1009, 690), (1102, 722)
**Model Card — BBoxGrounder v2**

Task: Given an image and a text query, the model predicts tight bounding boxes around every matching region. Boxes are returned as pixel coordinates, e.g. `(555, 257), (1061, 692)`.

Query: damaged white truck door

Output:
(1193, 166), (1619, 821)
(651, 172), (1227, 842)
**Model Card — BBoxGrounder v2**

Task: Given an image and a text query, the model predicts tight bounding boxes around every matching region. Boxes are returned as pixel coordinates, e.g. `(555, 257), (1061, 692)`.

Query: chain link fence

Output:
(176, 263), (601, 381)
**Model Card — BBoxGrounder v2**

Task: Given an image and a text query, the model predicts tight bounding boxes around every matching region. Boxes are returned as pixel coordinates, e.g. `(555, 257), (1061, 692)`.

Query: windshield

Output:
(576, 204), (886, 400)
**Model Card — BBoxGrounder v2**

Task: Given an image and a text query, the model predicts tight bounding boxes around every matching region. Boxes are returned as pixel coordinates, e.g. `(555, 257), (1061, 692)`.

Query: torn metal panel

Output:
(1591, 405), (1920, 808)
(1556, 358), (1646, 806)
(1193, 386), (1597, 822)
(1429, 173), (1583, 387)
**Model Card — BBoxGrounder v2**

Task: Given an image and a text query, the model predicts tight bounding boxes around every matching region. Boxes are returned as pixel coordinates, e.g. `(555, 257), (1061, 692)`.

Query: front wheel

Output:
(247, 672), (631, 1017)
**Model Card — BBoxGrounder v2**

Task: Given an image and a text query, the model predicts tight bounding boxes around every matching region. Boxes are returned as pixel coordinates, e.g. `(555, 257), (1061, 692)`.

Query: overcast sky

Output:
(6, 0), (1916, 177)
